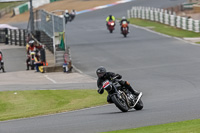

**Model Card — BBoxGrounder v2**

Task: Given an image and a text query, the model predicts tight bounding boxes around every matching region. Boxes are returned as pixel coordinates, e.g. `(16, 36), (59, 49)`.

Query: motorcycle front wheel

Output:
(134, 99), (143, 110)
(111, 94), (129, 112)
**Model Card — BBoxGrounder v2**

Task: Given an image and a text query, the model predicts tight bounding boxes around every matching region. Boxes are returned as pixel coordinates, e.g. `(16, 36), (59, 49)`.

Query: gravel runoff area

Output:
(0, 0), (120, 24)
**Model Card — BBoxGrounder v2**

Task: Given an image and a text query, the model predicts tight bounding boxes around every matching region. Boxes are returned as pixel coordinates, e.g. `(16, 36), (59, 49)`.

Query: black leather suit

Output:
(97, 72), (138, 103)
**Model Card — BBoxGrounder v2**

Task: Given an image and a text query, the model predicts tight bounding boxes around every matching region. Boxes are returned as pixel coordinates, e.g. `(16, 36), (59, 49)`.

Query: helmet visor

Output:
(97, 72), (105, 78)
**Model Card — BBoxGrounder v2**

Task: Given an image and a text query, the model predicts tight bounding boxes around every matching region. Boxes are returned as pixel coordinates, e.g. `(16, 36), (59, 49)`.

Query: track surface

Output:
(1, 0), (200, 133)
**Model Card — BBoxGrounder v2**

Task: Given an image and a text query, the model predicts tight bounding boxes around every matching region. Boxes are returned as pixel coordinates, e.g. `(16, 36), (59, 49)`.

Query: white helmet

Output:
(122, 16), (126, 19)
(65, 10), (69, 13)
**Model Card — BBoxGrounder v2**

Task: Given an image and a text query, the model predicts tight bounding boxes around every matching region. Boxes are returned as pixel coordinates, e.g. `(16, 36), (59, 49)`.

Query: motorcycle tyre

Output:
(134, 99), (143, 110)
(111, 94), (129, 112)
(65, 19), (68, 24)
(31, 60), (35, 70)
(109, 30), (113, 33)
(2, 67), (5, 72)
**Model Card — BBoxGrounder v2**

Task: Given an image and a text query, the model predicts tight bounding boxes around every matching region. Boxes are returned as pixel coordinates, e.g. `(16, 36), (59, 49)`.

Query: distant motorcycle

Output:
(100, 76), (143, 112)
(0, 54), (5, 72)
(69, 14), (75, 22)
(107, 20), (115, 33)
(64, 14), (70, 24)
(121, 21), (129, 37)
(29, 51), (36, 70)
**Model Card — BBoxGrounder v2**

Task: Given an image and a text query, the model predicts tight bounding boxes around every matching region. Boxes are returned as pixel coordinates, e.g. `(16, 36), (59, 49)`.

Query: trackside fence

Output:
(127, 6), (200, 33)
(35, 9), (70, 66)
(0, 28), (27, 46)
(8, 29), (27, 46)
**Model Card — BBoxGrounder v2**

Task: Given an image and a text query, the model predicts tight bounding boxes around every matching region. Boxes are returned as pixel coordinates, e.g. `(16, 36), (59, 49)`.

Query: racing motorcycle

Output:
(121, 21), (129, 37)
(107, 20), (115, 33)
(101, 76), (143, 112)
(29, 51), (36, 70)
(0, 56), (5, 72)
(64, 14), (70, 24)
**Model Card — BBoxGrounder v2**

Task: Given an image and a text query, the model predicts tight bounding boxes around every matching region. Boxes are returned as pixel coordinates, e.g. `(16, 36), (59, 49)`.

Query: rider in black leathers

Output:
(0, 51), (5, 72)
(96, 66), (141, 103)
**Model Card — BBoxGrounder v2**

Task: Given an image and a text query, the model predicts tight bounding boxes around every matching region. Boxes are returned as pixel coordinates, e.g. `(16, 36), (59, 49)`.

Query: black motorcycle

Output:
(0, 61), (5, 72)
(101, 76), (143, 112)
(64, 14), (70, 24)
(0, 54), (5, 72)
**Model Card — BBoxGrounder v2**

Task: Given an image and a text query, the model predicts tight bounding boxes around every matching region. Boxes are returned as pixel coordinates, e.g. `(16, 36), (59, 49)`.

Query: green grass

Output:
(129, 18), (200, 38)
(0, 2), (24, 10)
(0, 90), (107, 121)
(102, 119), (200, 133)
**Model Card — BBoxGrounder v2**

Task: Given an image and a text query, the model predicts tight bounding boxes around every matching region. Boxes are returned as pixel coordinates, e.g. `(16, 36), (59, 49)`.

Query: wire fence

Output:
(35, 9), (65, 38)
(35, 9), (68, 65)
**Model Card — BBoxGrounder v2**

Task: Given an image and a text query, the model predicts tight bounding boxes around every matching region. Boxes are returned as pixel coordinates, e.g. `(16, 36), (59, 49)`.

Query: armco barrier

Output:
(127, 6), (200, 33)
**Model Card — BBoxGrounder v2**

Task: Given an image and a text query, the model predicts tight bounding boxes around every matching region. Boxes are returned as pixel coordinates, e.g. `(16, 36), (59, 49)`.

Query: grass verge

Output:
(0, 90), (107, 121)
(129, 18), (200, 38)
(102, 119), (200, 133)
(0, 2), (24, 10)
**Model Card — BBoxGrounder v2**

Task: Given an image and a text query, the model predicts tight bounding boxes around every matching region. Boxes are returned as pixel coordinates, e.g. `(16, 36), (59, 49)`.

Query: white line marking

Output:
(44, 75), (57, 84)
(0, 104), (111, 123)
(72, 65), (83, 73)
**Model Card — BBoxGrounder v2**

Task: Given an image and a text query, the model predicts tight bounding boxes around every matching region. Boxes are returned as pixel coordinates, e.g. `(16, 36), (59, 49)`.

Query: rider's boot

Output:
(125, 83), (142, 100)
(2, 67), (5, 72)
(26, 65), (29, 70)
(1, 62), (5, 72)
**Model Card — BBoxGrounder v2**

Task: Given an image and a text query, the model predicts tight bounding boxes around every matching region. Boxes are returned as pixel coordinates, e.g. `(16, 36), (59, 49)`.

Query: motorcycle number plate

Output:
(103, 80), (110, 89)
(122, 21), (127, 24)
(30, 52), (35, 55)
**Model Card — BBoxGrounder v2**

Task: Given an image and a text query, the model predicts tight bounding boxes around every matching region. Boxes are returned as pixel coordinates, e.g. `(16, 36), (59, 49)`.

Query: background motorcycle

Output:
(121, 21), (129, 37)
(101, 76), (143, 112)
(0, 54), (5, 72)
(107, 20), (115, 33)
(65, 14), (70, 24)
(69, 14), (75, 22)
(29, 51), (36, 70)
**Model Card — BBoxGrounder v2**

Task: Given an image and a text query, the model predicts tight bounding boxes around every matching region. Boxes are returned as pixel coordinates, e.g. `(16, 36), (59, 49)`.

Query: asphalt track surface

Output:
(1, 0), (200, 133)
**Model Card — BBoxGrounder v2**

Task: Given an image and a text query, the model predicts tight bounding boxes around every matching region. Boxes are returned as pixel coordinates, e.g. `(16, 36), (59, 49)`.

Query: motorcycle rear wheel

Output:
(111, 94), (129, 112)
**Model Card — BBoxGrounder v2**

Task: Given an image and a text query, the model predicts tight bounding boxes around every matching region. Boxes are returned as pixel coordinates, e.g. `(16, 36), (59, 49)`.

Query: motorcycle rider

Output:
(96, 66), (142, 103)
(26, 40), (40, 70)
(120, 16), (130, 33)
(106, 15), (116, 27)
(0, 51), (5, 72)
(64, 10), (70, 23)
(69, 9), (76, 22)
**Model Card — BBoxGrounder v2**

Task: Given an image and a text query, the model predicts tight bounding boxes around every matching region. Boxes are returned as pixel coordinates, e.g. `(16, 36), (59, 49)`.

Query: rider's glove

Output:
(116, 74), (122, 79)
(97, 87), (104, 94)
